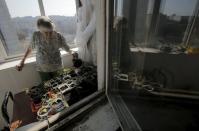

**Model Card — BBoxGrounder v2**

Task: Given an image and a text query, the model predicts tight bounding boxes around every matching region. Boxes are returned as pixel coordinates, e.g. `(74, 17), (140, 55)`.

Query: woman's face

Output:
(38, 26), (53, 37)
(43, 31), (52, 37)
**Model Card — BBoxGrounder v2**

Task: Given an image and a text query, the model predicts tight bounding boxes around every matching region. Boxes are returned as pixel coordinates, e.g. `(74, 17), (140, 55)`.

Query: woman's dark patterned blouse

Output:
(30, 31), (70, 72)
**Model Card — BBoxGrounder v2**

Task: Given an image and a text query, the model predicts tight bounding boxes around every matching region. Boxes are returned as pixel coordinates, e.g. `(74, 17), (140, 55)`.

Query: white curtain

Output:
(74, 0), (96, 65)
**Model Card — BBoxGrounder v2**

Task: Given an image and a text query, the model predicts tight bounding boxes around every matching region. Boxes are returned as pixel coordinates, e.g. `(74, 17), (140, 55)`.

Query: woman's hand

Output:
(16, 61), (24, 71)
(16, 47), (31, 71)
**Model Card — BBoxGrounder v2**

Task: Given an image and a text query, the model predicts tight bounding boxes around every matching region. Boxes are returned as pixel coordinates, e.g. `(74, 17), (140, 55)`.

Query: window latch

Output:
(114, 72), (129, 81)
(114, 71), (137, 82)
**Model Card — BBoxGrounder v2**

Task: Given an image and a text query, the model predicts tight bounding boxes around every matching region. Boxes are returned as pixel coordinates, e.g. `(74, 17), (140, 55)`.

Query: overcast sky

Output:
(161, 0), (197, 16)
(5, 0), (76, 17)
(5, 0), (198, 17)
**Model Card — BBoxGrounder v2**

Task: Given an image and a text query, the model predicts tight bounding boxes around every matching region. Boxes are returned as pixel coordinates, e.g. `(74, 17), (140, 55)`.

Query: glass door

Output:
(107, 0), (199, 131)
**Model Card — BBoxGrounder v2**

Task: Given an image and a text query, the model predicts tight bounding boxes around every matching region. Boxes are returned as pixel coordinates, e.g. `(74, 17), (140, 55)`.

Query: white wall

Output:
(0, 54), (73, 129)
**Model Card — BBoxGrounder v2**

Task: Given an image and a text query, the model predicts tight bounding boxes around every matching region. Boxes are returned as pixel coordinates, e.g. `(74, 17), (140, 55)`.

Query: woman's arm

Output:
(16, 32), (36, 71)
(59, 33), (72, 54)
(16, 47), (32, 71)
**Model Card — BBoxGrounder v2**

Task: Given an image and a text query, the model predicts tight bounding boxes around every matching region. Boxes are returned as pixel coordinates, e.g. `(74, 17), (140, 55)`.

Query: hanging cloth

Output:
(75, 0), (96, 65)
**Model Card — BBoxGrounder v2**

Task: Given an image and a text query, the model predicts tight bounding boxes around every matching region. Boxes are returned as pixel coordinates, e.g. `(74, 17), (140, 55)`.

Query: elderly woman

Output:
(16, 16), (71, 82)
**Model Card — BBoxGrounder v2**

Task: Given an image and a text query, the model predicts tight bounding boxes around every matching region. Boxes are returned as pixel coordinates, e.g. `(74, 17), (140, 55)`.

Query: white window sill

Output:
(0, 48), (78, 71)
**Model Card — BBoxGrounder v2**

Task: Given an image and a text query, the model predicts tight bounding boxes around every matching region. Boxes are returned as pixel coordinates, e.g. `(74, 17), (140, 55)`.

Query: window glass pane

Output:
(133, 0), (154, 46)
(126, 0), (158, 47)
(127, 0), (197, 51)
(0, 0), (40, 56)
(108, 0), (199, 130)
(155, 0), (197, 47)
(43, 0), (76, 45)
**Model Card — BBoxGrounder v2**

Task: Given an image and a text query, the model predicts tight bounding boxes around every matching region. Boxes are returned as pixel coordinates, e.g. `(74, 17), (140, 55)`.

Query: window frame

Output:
(0, 39), (7, 61)
(0, 0), (77, 62)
